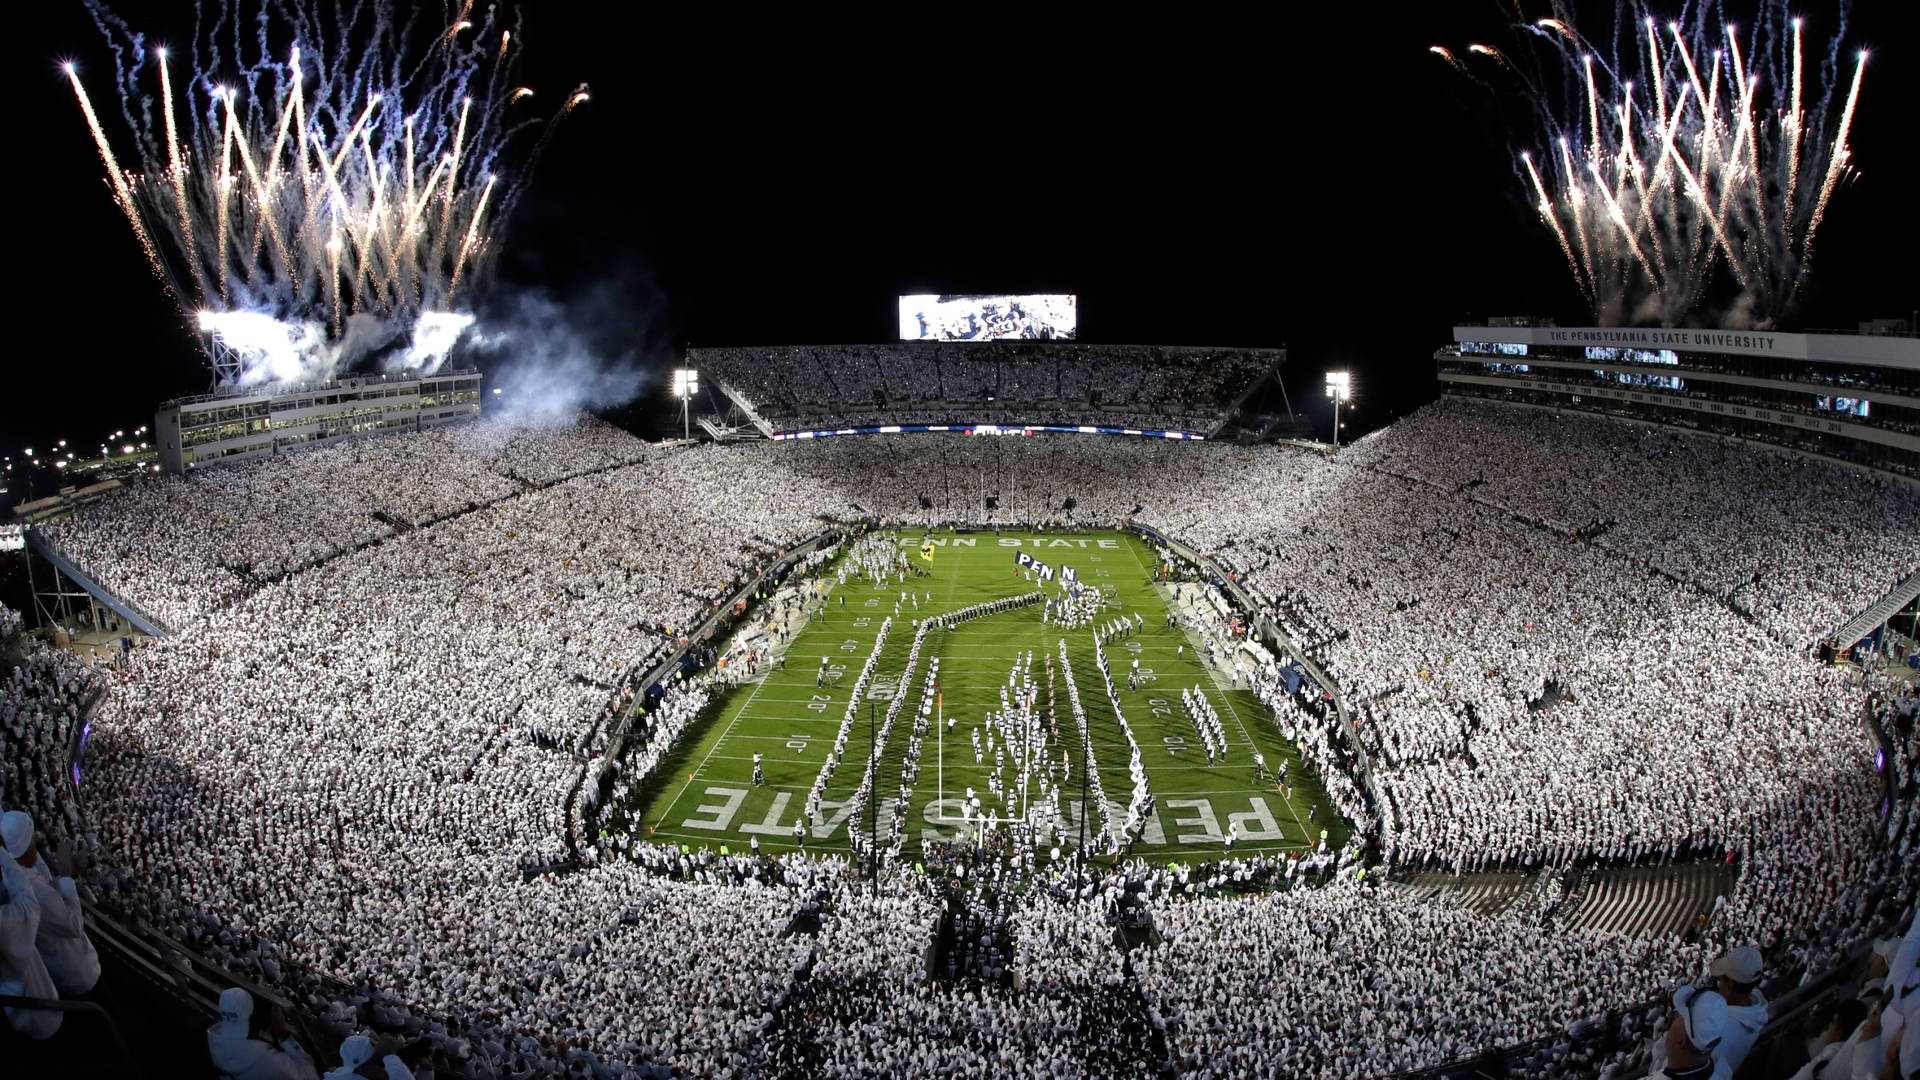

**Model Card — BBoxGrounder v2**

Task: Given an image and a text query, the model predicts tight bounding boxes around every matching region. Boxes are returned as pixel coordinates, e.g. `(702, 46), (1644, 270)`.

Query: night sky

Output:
(8, 2), (1915, 466)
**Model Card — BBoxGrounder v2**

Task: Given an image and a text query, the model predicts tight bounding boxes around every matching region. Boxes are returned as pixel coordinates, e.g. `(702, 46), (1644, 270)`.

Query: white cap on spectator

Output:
(0, 810), (32, 858)
(218, 986), (254, 1026)
(1672, 985), (1726, 1051)
(340, 1035), (375, 1069)
(1709, 947), (1763, 985)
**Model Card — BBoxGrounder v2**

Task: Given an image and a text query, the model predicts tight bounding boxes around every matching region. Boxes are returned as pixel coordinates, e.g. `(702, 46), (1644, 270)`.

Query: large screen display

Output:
(898, 294), (1077, 341)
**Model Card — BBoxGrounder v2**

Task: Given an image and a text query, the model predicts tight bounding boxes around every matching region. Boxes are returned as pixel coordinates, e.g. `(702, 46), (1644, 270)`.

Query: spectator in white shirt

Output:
(1651, 984), (1727, 1080)
(2, 810), (100, 997)
(1707, 946), (1768, 1079)
(0, 843), (60, 1040)
(207, 986), (319, 1080)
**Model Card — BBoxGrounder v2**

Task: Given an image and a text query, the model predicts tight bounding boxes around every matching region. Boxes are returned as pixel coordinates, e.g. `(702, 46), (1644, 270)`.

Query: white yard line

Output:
(659, 672), (779, 820)
(1204, 669), (1261, 748)
(1122, 534), (1319, 844)
(1119, 535), (1253, 741)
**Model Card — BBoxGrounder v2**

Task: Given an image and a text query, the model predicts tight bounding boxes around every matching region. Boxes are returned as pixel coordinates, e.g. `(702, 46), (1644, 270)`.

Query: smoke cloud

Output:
(200, 310), (476, 387)
(461, 274), (662, 426)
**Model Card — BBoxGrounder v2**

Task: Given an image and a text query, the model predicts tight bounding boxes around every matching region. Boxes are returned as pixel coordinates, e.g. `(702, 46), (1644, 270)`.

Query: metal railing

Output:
(0, 994), (139, 1074)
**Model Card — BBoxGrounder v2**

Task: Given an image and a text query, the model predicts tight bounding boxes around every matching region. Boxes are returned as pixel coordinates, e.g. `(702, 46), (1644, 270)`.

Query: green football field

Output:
(610, 529), (1351, 866)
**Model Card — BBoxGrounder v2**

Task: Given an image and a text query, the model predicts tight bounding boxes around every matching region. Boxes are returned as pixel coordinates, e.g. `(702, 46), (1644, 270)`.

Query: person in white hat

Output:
(321, 1035), (377, 1080)
(0, 842), (61, 1040)
(1, 810), (100, 997)
(1649, 983), (1726, 1080)
(321, 1033), (415, 1080)
(1706, 946), (1767, 1079)
(206, 986), (319, 1080)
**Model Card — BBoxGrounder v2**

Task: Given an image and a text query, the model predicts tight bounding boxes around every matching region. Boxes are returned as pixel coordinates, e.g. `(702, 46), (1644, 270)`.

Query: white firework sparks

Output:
(1440, 1), (1868, 326)
(68, 1), (587, 386)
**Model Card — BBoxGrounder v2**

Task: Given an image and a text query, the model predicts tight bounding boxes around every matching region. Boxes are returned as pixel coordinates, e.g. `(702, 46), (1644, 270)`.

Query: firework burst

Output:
(1437, 1), (1868, 326)
(68, 1), (586, 386)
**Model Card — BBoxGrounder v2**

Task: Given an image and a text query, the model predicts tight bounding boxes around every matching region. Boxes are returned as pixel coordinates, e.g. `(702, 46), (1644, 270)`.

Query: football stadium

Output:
(4, 3), (1918, 1079)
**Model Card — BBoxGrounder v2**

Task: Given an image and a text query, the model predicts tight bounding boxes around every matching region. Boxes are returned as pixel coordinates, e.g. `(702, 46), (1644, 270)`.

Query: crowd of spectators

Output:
(35, 415), (652, 631)
(0, 639), (106, 1043)
(1447, 381), (1920, 480)
(1137, 879), (1699, 1078)
(692, 343), (1277, 433)
(2, 395), (1916, 1076)
(0, 643), (98, 853)
(1340, 397), (1920, 647)
(1775, 904), (1920, 1080)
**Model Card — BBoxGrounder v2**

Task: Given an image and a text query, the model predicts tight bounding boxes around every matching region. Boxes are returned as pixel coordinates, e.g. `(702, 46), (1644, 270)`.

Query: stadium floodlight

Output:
(1325, 371), (1352, 449)
(671, 368), (699, 440)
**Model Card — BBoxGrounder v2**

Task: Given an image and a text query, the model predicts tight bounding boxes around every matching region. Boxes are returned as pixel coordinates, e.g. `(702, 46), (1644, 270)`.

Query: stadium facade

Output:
(1437, 322), (1920, 480)
(154, 369), (484, 474)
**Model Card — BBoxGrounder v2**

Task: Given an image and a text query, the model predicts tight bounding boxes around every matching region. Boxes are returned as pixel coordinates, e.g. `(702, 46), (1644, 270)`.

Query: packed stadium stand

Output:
(690, 342), (1284, 437)
(3, 389), (1917, 1078)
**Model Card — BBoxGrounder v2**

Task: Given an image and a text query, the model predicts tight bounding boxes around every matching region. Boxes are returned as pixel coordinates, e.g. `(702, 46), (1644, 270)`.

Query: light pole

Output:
(1324, 371), (1351, 450)
(672, 368), (698, 441)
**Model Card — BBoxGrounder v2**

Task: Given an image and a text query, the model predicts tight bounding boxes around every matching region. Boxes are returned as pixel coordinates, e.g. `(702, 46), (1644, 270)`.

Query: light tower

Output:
(1324, 371), (1351, 450)
(672, 368), (698, 440)
(196, 311), (252, 387)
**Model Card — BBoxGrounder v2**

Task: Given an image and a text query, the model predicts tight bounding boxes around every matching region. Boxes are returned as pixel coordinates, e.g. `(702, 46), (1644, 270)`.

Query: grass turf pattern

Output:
(613, 529), (1351, 865)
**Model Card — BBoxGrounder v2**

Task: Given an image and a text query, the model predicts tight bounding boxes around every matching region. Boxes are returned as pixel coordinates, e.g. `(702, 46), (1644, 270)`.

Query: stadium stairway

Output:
(1205, 359), (1282, 440)
(1558, 862), (1737, 938)
(1828, 566), (1920, 654)
(697, 415), (766, 442)
(702, 373), (776, 438)
(1391, 870), (1537, 918)
(1384, 861), (1735, 937)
